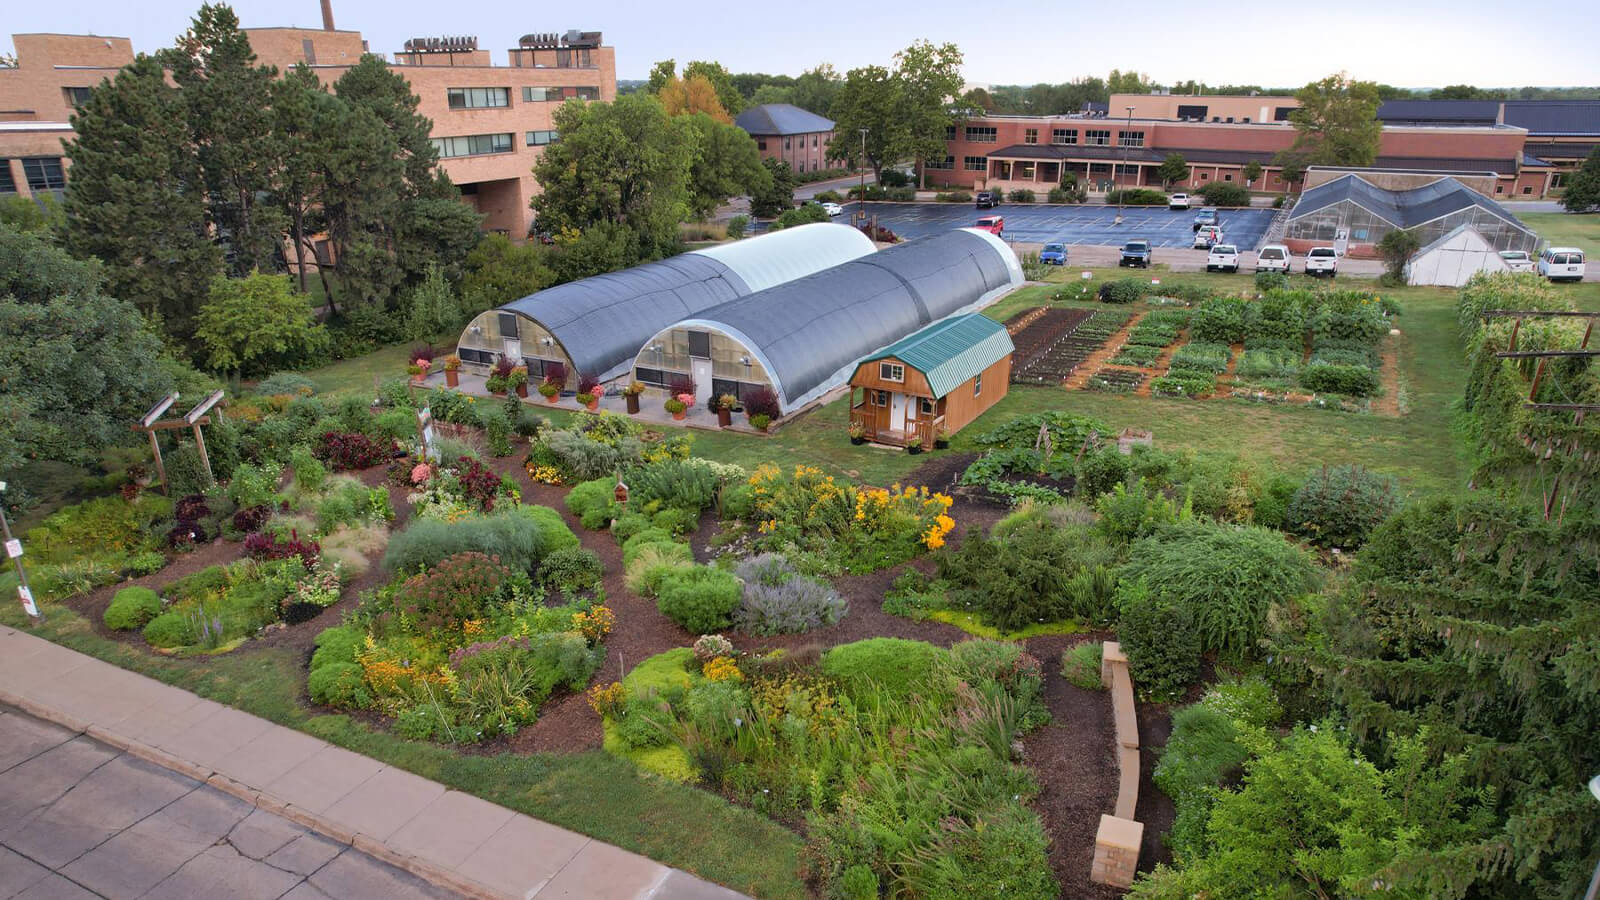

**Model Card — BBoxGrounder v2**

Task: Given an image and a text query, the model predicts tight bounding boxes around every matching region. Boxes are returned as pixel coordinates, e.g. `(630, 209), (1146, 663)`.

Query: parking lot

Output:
(842, 201), (1276, 250)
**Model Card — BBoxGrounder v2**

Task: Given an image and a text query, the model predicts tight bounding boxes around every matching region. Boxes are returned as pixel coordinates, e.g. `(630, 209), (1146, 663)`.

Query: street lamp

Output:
(857, 127), (870, 226)
(1115, 105), (1135, 226)
(1585, 774), (1600, 900)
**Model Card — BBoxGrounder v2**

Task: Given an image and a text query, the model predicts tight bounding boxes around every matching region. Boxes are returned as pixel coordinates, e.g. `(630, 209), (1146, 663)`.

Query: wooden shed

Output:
(849, 314), (1014, 449)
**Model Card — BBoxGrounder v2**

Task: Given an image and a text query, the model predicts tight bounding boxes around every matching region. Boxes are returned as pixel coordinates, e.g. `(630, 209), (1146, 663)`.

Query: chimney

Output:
(320, 0), (335, 30)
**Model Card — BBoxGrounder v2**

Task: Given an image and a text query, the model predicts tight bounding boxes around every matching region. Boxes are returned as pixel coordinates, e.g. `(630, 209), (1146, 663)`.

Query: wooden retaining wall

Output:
(1090, 641), (1144, 889)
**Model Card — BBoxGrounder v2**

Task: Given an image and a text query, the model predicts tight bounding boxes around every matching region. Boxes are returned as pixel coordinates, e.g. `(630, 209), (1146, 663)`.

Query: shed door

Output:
(889, 393), (908, 434)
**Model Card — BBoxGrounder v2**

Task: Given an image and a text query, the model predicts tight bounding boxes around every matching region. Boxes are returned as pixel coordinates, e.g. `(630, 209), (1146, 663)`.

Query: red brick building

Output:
(733, 103), (838, 175)
(922, 95), (1598, 200)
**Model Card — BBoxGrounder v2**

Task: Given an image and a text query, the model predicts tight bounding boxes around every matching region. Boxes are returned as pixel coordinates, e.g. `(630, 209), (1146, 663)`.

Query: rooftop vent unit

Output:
(518, 30), (601, 49)
(403, 35), (477, 53)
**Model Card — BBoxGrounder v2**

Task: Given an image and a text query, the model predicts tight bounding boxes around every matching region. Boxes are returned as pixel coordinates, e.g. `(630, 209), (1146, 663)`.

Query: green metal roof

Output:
(860, 314), (1015, 399)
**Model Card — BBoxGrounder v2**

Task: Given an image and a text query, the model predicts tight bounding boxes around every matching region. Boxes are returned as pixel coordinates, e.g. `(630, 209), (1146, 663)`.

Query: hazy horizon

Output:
(7, 0), (1597, 89)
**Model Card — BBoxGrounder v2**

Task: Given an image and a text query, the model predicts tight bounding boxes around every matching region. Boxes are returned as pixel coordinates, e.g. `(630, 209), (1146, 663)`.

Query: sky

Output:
(7, 0), (1598, 88)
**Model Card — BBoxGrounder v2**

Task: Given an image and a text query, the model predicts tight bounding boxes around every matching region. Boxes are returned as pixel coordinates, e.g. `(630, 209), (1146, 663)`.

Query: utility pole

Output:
(856, 127), (869, 227)
(0, 481), (40, 624)
(1115, 105), (1135, 226)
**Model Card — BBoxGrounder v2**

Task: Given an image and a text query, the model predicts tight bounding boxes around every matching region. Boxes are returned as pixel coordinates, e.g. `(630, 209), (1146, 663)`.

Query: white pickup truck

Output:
(1305, 246), (1338, 277)
(1206, 244), (1240, 273)
(1255, 244), (1291, 273)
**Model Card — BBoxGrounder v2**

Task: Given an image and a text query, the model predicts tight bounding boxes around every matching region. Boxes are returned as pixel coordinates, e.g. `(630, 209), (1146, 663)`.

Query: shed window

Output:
(919, 398), (935, 415)
(874, 390), (889, 406)
(879, 362), (904, 382)
(973, 373), (983, 396)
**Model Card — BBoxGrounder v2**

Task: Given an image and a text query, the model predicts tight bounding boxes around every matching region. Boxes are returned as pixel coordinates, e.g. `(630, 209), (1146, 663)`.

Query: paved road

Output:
(843, 201), (1277, 249)
(0, 705), (458, 900)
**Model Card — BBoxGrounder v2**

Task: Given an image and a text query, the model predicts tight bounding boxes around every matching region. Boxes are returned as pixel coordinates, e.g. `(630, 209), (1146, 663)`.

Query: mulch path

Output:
(56, 439), (1177, 893)
(1373, 331), (1403, 418)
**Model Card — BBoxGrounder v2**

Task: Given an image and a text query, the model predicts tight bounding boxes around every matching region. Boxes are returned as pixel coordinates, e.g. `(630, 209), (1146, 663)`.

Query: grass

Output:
(0, 602), (807, 900)
(927, 609), (1084, 640)
(1519, 211), (1600, 257)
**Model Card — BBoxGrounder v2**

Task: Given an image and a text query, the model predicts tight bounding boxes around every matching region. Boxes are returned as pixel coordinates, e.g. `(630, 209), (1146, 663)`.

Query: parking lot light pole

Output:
(1115, 105), (1135, 225)
(857, 128), (869, 226)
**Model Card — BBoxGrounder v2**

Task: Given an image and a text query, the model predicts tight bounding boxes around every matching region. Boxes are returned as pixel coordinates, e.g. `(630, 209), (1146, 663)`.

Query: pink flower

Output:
(676, 393), (694, 405)
(414, 358), (432, 371)
(411, 463), (432, 485)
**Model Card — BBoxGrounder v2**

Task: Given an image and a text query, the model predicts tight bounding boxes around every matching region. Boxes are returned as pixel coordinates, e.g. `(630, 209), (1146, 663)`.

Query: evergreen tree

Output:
(62, 55), (221, 340)
(164, 3), (284, 275)
(271, 65), (332, 295)
(1559, 146), (1600, 212)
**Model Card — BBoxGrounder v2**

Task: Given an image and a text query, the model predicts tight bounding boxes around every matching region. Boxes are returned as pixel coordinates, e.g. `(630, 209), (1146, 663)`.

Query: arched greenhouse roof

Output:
(488, 223), (876, 381)
(665, 228), (1023, 413)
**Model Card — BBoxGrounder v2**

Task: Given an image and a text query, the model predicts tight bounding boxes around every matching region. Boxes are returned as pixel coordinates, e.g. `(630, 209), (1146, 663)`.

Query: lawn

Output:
(1519, 211), (1600, 256)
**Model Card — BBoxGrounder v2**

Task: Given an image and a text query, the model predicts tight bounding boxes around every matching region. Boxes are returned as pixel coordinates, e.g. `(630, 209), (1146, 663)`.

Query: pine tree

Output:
(164, 3), (285, 276)
(271, 65), (331, 296)
(62, 55), (221, 340)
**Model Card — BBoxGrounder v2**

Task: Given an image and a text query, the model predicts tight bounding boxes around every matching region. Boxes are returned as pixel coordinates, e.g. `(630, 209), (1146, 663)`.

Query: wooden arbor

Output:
(131, 390), (226, 495)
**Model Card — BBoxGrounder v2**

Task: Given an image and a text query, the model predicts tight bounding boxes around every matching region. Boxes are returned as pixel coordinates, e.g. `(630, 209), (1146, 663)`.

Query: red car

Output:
(975, 215), (1004, 235)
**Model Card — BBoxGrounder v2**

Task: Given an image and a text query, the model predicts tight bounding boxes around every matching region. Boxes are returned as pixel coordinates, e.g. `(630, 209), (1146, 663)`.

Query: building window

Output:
(524, 130), (559, 147)
(1118, 130), (1144, 148)
(522, 86), (598, 102)
(757, 139), (767, 151)
(812, 135), (818, 148)
(919, 398), (934, 415)
(0, 161), (15, 194)
(879, 362), (904, 382)
(965, 126), (997, 143)
(1113, 164), (1137, 176)
(432, 133), (514, 158)
(1085, 129), (1111, 146)
(963, 156), (987, 172)
(1495, 185), (1504, 194)
(554, 48), (593, 68)
(944, 125), (957, 141)
(62, 87), (93, 108)
(1522, 186), (1533, 194)
(1200, 172), (1209, 180)
(1551, 173), (1566, 188)
(784, 137), (792, 150)
(1024, 128), (1038, 145)
(447, 87), (509, 109)
(1089, 163), (1112, 174)
(1224, 173), (1233, 181)
(1052, 128), (1077, 145)
(926, 155), (954, 170)
(973, 373), (982, 396)
(1176, 104), (1207, 121)
(22, 157), (65, 191)
(1274, 107), (1293, 121)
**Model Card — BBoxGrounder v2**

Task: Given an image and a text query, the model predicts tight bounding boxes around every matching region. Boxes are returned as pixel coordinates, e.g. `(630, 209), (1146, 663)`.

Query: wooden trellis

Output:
(131, 390), (227, 494)
(1482, 309), (1599, 415)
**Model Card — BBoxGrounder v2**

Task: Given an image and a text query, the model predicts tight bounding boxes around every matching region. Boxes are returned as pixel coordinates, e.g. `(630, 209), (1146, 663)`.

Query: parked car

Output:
(976, 191), (1000, 209)
(1119, 240), (1152, 268)
(1193, 208), (1218, 231)
(975, 215), (1004, 235)
(1538, 246), (1586, 282)
(1193, 225), (1223, 249)
(820, 201), (844, 217)
(1255, 244), (1291, 273)
(1040, 242), (1068, 265)
(1305, 246), (1339, 277)
(1169, 193), (1191, 210)
(1498, 250), (1533, 272)
(1206, 243), (1240, 273)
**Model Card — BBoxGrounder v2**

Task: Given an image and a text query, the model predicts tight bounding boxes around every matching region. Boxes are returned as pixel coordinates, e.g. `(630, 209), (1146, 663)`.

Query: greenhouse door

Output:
(692, 357), (713, 408)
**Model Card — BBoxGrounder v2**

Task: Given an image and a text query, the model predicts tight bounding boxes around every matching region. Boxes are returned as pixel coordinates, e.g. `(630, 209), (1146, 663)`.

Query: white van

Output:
(1538, 247), (1586, 282)
(1255, 244), (1290, 273)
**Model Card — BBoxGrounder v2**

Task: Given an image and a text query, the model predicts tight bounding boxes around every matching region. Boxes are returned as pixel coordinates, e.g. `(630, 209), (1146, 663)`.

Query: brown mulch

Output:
(1063, 310), (1148, 391)
(1373, 331), (1403, 418)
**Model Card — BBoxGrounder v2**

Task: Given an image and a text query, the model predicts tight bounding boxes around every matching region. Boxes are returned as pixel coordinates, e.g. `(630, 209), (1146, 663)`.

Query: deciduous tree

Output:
(1284, 72), (1383, 167)
(659, 74), (731, 122)
(893, 40), (964, 189)
(1156, 153), (1190, 188)
(194, 271), (327, 377)
(683, 60), (744, 115)
(829, 65), (903, 184)
(682, 113), (768, 220)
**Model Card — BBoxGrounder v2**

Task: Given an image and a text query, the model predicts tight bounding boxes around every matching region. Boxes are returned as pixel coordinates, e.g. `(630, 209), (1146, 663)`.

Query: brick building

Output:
(734, 103), (838, 174)
(0, 18), (616, 238)
(924, 94), (1596, 200)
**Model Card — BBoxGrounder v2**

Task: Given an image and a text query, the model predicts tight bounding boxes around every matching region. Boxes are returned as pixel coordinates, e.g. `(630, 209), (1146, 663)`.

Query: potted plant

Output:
(541, 361), (566, 403)
(577, 373), (603, 411)
(406, 357), (432, 385)
(715, 394), (737, 428)
(442, 354), (462, 388)
(743, 385), (779, 431)
(849, 420), (866, 445)
(907, 441), (923, 455)
(538, 379), (559, 402)
(486, 358), (514, 396)
(623, 381), (645, 415)
(665, 397), (688, 421)
(508, 365), (530, 398)
(750, 413), (771, 433)
(933, 425), (950, 450)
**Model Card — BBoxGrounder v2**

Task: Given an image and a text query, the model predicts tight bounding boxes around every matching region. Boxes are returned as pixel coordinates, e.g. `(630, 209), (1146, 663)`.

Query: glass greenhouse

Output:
(1285, 174), (1539, 254)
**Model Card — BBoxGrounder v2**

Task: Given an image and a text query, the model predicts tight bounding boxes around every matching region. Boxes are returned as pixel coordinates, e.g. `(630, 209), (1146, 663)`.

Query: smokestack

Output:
(320, 0), (335, 30)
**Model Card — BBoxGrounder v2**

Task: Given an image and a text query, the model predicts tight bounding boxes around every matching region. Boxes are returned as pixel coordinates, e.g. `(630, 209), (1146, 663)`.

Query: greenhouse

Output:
(1285, 174), (1539, 255)
(632, 228), (1024, 416)
(454, 223), (876, 388)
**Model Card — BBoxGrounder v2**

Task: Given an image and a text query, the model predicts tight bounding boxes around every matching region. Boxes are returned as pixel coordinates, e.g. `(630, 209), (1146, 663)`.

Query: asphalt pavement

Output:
(843, 201), (1276, 249)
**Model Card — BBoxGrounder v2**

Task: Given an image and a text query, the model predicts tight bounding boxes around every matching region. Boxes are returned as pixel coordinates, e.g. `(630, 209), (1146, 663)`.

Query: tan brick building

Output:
(0, 22), (616, 238)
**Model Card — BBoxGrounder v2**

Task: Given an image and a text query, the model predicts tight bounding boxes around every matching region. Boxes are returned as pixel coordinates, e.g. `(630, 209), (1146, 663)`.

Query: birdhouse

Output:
(613, 479), (629, 504)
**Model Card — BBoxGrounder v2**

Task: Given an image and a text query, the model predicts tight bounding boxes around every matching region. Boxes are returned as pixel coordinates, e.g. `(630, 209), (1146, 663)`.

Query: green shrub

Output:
(1285, 465), (1399, 549)
(1189, 298), (1248, 345)
(725, 214), (749, 240)
(1060, 641), (1105, 691)
(289, 445), (326, 493)
(382, 508), (549, 575)
(1104, 188), (1168, 206)
(255, 372), (316, 396)
(566, 477), (618, 530)
(1098, 278), (1147, 304)
(539, 546), (604, 596)
(311, 623), (365, 671)
(104, 587), (162, 630)
(308, 662), (372, 708)
(1095, 477), (1186, 543)
(650, 506), (698, 536)
(939, 505), (1119, 631)
(227, 462), (280, 509)
(1151, 372), (1216, 398)
(1254, 271), (1288, 292)
(1115, 580), (1201, 700)
(610, 512), (651, 544)
(655, 566), (742, 633)
(1168, 341), (1233, 375)
(518, 505), (578, 553)
(624, 543), (694, 595)
(621, 529), (679, 567)
(626, 458), (719, 512)
(143, 610), (195, 649)
(1119, 521), (1320, 657)
(1298, 362), (1379, 396)
(838, 864), (879, 900)
(1236, 348), (1300, 380)
(1075, 448), (1132, 498)
(822, 638), (941, 697)
(1007, 189), (1036, 203)
(1195, 182), (1249, 207)
(934, 191), (973, 203)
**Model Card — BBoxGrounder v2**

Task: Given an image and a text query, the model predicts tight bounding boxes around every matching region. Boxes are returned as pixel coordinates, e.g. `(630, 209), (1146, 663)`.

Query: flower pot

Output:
(934, 439), (950, 450)
(410, 374), (426, 386)
(717, 408), (732, 428)
(907, 444), (923, 455)
(544, 392), (559, 404)
(672, 409), (687, 421)
(586, 399), (599, 411)
(445, 370), (459, 388)
(491, 390), (506, 398)
(850, 436), (866, 446)
(626, 394), (641, 415)
(516, 384), (528, 399)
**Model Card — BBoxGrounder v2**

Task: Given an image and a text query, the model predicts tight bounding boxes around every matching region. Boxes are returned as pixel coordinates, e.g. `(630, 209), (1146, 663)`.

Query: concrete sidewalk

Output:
(0, 624), (745, 900)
